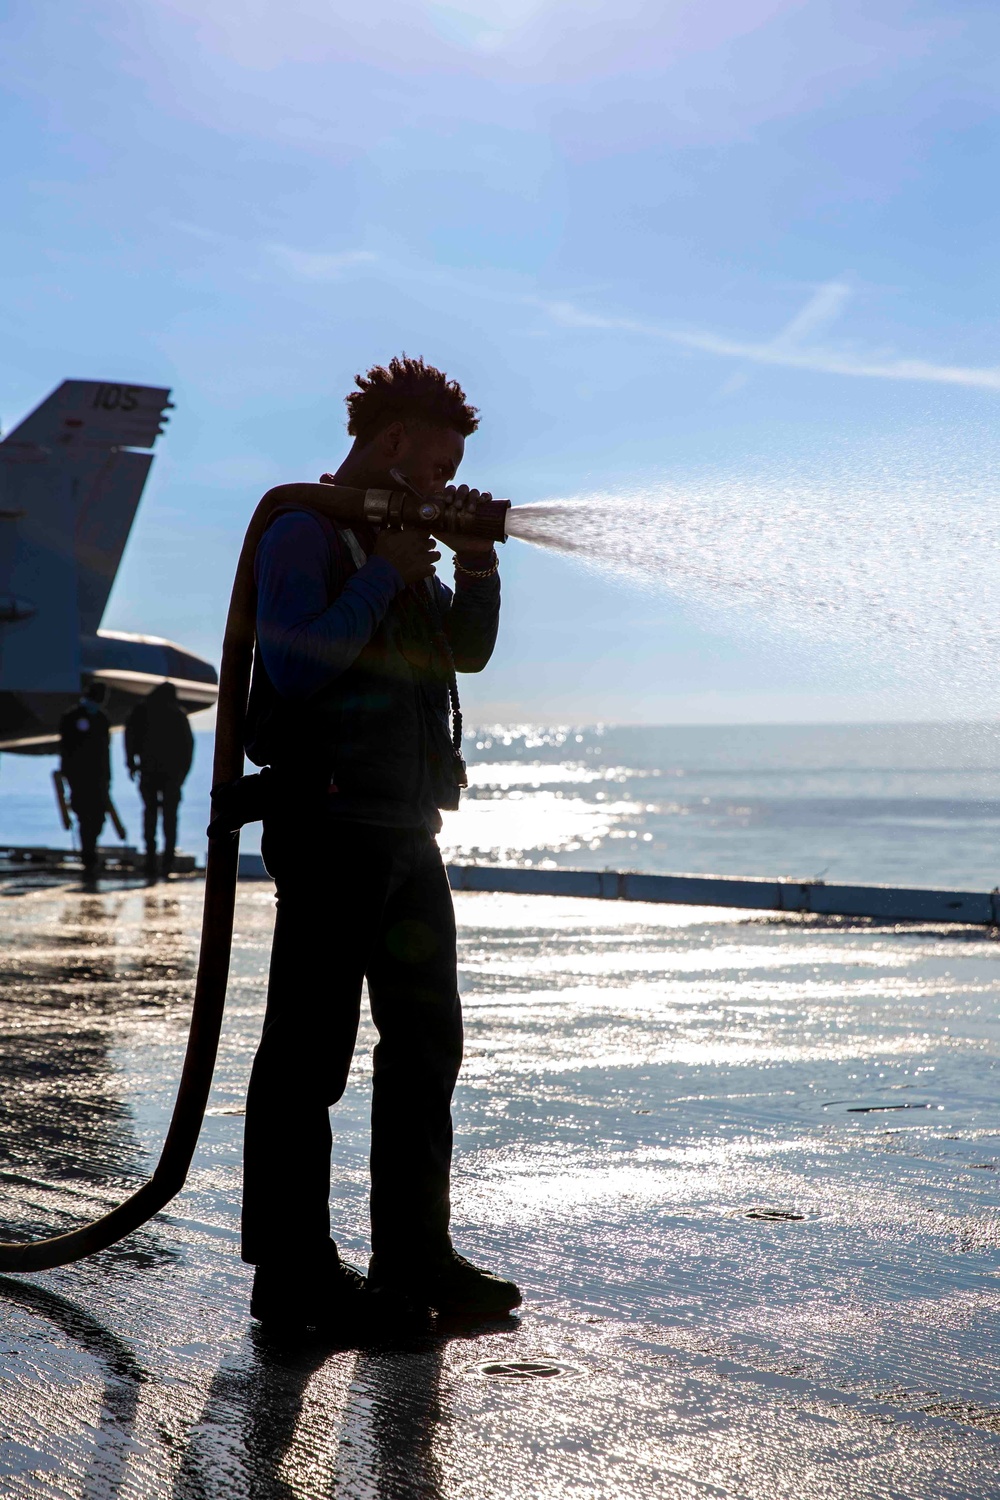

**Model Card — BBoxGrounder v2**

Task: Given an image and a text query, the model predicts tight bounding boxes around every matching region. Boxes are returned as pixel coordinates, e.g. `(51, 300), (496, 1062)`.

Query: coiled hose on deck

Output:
(0, 479), (509, 1273)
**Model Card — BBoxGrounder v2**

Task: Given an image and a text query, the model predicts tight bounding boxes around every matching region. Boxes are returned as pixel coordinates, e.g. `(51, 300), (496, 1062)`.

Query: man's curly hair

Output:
(345, 355), (479, 443)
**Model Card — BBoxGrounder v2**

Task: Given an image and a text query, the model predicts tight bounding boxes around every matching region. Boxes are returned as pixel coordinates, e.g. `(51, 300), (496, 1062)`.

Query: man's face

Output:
(377, 422), (465, 497)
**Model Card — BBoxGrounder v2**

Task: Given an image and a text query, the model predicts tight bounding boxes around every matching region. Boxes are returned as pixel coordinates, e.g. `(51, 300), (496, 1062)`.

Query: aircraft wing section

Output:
(4, 380), (172, 453)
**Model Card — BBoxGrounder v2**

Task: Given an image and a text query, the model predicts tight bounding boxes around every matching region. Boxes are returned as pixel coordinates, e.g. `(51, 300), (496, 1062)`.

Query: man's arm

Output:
(58, 713), (72, 775)
(440, 552), (501, 673)
(124, 706), (142, 775)
(98, 714), (111, 784)
(179, 715), (194, 781)
(255, 511), (404, 700)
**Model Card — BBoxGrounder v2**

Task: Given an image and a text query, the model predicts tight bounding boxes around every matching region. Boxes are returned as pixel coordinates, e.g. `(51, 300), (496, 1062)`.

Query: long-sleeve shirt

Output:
(125, 695), (194, 781)
(250, 509), (500, 829)
(59, 701), (110, 791)
(254, 511), (500, 701)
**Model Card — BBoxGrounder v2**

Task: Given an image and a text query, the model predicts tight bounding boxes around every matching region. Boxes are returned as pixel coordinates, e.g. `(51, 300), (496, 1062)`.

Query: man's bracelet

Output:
(454, 552), (500, 580)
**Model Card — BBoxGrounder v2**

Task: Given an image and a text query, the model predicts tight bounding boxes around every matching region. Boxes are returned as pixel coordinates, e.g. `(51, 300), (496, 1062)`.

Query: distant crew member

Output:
(241, 356), (519, 1334)
(125, 681), (194, 879)
(59, 680), (111, 883)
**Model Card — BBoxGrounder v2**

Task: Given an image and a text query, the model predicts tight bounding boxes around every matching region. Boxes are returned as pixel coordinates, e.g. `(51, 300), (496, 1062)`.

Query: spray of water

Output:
(505, 452), (1000, 705)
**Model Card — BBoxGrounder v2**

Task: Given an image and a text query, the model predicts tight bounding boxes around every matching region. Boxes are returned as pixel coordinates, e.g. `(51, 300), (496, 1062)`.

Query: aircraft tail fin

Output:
(4, 379), (172, 452)
(0, 381), (173, 690)
(74, 447), (157, 633)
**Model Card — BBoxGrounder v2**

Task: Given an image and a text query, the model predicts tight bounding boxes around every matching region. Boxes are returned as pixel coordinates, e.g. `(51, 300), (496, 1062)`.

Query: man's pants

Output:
(139, 775), (182, 866)
(240, 821), (463, 1267)
(69, 784), (107, 873)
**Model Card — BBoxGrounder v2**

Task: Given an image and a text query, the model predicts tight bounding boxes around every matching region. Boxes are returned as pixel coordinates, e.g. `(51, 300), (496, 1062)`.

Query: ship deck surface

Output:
(2, 880), (999, 1498)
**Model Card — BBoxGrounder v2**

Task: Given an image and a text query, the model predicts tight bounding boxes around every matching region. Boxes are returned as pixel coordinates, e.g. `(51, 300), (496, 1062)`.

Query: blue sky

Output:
(3, 0), (1000, 722)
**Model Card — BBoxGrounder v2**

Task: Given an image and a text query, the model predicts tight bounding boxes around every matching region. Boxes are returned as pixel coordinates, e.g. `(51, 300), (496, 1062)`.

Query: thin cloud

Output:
(165, 218), (229, 245)
(770, 280), (852, 349)
(539, 293), (1000, 393)
(673, 328), (1000, 391)
(715, 278), (851, 398)
(267, 244), (377, 280)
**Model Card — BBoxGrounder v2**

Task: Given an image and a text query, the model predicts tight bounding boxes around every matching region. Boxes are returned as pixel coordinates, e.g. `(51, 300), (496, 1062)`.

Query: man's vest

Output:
(59, 703), (111, 792)
(244, 510), (461, 824)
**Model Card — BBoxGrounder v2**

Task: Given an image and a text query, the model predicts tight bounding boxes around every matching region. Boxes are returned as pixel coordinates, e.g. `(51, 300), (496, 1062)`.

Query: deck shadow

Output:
(0, 1276), (148, 1499)
(172, 1316), (517, 1499)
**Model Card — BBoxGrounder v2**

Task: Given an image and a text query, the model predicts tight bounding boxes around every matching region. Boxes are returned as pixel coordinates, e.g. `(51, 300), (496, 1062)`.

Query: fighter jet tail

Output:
(0, 381), (173, 690)
(4, 378), (172, 451)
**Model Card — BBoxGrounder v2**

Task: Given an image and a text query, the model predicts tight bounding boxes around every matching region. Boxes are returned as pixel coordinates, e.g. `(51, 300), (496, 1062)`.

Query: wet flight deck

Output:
(2, 876), (1000, 1498)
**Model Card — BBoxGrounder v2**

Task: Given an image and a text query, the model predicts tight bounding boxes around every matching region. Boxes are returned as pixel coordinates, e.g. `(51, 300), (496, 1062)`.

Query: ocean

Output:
(4, 720), (1000, 891)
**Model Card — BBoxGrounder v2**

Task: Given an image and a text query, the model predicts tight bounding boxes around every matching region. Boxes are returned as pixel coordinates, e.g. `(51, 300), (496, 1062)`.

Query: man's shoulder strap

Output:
(339, 527), (367, 570)
(263, 503), (368, 577)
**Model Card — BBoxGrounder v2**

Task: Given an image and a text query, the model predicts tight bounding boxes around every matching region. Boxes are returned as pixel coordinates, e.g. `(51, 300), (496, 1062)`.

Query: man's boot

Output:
(144, 847), (158, 883)
(250, 1240), (368, 1336)
(368, 1246), (521, 1319)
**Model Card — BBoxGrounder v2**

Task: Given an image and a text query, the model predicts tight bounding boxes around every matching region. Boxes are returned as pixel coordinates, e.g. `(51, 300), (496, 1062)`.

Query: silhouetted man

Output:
(59, 680), (111, 883)
(241, 356), (519, 1333)
(125, 681), (194, 879)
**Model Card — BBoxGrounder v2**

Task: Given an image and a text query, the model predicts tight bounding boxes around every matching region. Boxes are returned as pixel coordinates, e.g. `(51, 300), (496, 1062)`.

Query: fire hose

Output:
(0, 481), (509, 1272)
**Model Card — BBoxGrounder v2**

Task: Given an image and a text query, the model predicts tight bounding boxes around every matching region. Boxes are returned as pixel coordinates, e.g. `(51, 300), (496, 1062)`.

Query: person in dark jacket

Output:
(59, 680), (111, 883)
(241, 355), (519, 1334)
(125, 681), (194, 879)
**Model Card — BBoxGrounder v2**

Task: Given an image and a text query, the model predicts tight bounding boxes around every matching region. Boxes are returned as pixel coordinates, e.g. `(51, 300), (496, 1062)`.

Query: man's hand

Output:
(374, 528), (441, 583)
(433, 485), (495, 555)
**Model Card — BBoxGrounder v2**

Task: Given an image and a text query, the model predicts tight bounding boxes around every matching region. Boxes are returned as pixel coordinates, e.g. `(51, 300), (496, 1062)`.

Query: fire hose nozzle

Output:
(430, 494), (510, 544)
(380, 469), (510, 543)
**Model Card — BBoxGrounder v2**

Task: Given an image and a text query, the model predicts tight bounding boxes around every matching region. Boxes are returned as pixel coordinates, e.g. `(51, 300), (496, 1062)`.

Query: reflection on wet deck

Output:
(2, 882), (1000, 1497)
